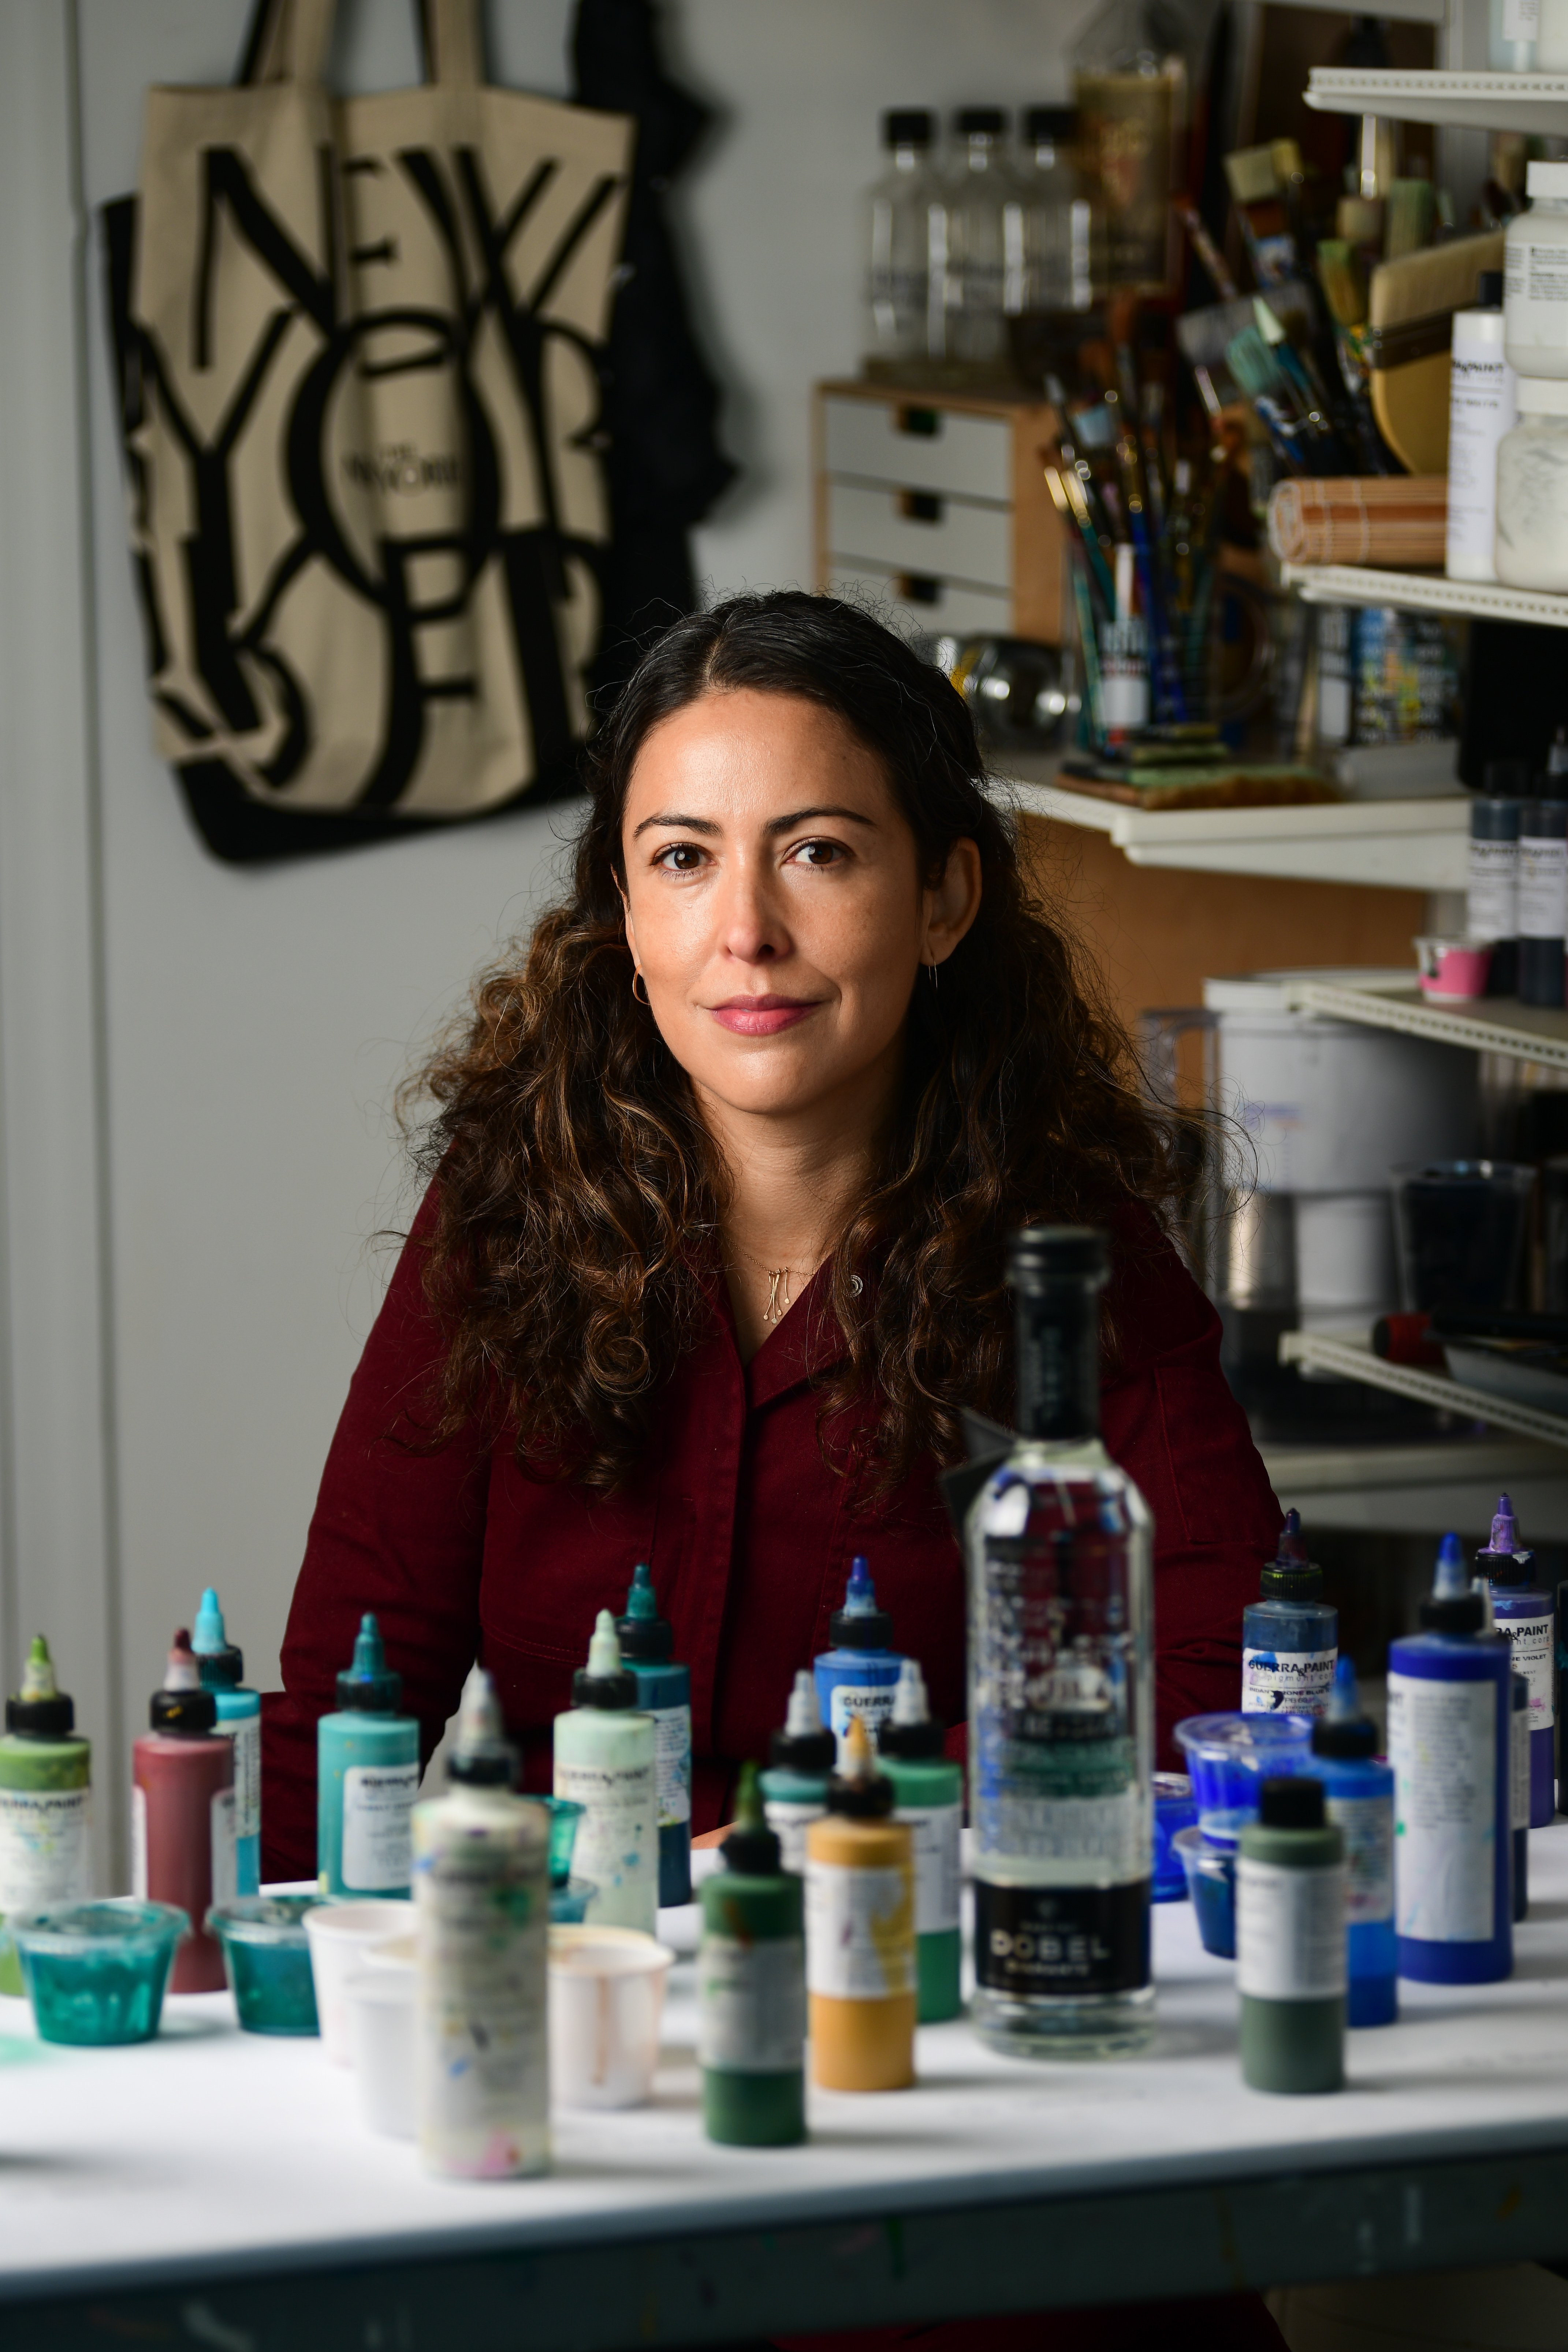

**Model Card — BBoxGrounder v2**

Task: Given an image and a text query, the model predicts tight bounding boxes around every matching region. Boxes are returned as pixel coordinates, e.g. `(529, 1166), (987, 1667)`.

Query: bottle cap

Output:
(446, 1663), (520, 1788)
(335, 1613), (404, 1713)
(1471, 797), (1520, 839)
(616, 1563), (674, 1663)
(1024, 104), (1077, 145)
(883, 108), (934, 148)
(828, 1557), (893, 1652)
(1260, 1507), (1323, 1601)
(721, 1760), (782, 1875)
(6, 1634), (74, 1738)
(826, 1715), (895, 1819)
(191, 1587), (244, 1689)
(150, 1629), (218, 1733)
(1259, 1774), (1325, 1830)
(1420, 1532), (1485, 1633)
(770, 1669), (835, 1772)
(878, 1658), (944, 1759)
(1477, 1491), (1533, 1586)
(571, 1610), (639, 1710)
(1515, 377), (1568, 419)
(1477, 268), (1504, 308)
(1524, 795), (1568, 838)
(956, 107), (1007, 137)
(1526, 160), (1568, 199)
(1006, 1226), (1110, 1293)
(1311, 1655), (1377, 1760)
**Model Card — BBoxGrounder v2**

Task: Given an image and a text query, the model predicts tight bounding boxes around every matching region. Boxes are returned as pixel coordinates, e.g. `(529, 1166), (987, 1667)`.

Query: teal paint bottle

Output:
(699, 1762), (807, 2146)
(877, 1659), (962, 2023)
(191, 1589), (260, 1896)
(759, 1671), (835, 1874)
(616, 1564), (691, 1908)
(316, 1615), (419, 1899)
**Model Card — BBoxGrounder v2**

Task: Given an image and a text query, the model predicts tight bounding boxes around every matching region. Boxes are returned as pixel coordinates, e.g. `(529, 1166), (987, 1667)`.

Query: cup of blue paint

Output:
(1174, 1712), (1314, 1846)
(1174, 1827), (1237, 1957)
(1152, 1772), (1198, 1901)
(208, 1896), (323, 2035)
(11, 1898), (184, 2044)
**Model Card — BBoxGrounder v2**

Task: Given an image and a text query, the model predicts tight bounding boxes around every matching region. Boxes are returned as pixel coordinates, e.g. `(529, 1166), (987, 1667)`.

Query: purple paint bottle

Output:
(1477, 1495), (1555, 1827)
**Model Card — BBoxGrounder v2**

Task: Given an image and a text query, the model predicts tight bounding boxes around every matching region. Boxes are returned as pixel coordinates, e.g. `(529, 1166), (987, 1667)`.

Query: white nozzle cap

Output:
(585, 1609), (623, 1677)
(1527, 160), (1568, 199)
(783, 1668), (823, 1740)
(1471, 1574), (1497, 1634)
(891, 1656), (931, 1728)
(454, 1663), (505, 1754)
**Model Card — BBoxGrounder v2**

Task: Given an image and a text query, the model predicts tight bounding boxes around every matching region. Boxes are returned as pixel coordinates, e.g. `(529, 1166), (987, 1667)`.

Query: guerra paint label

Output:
(0, 1786), (92, 1912)
(805, 1858), (914, 2000)
(1236, 1859), (1346, 2001)
(1388, 1672), (1497, 1943)
(651, 1703), (692, 1829)
(1241, 1648), (1336, 1717)
(895, 1802), (962, 1937)
(342, 1762), (418, 1890)
(699, 1933), (806, 2072)
(1324, 1792), (1393, 1925)
(974, 1879), (1150, 1998)
(221, 1712), (262, 1843)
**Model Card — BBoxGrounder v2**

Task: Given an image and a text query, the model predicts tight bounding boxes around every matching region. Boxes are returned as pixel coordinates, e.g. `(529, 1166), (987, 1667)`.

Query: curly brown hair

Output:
(409, 591), (1183, 1494)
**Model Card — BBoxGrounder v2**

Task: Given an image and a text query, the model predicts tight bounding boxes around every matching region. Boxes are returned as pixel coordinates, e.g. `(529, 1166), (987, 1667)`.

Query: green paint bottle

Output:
(877, 1659), (962, 2023)
(699, 1762), (806, 2146)
(0, 1637), (92, 1994)
(1237, 1775), (1346, 2095)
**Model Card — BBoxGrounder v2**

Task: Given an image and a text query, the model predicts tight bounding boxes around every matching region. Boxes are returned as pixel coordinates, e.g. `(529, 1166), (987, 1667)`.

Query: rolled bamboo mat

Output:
(1267, 475), (1447, 567)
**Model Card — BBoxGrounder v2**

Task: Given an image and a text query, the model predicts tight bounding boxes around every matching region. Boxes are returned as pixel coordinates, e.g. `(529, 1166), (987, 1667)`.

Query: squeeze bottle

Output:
(616, 1563), (692, 1907)
(553, 1611), (656, 1933)
(132, 1629), (236, 1993)
(1242, 1510), (1337, 1717)
(412, 1666), (550, 2180)
(813, 1557), (906, 1755)
(1309, 1658), (1396, 2028)
(759, 1671), (835, 1872)
(1388, 1534), (1512, 1984)
(1237, 1775), (1346, 2095)
(316, 1614), (419, 1899)
(1476, 1495), (1555, 1826)
(0, 1637), (92, 1995)
(191, 1589), (261, 1896)
(804, 1715), (915, 2091)
(698, 1761), (806, 2146)
(876, 1659), (962, 2023)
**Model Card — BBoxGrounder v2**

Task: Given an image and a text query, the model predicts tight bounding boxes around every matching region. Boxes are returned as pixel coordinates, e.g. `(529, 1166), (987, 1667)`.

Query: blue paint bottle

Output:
(1310, 1658), (1396, 2028)
(812, 1558), (906, 1757)
(317, 1614), (419, 1899)
(191, 1589), (261, 1897)
(1242, 1510), (1338, 1718)
(616, 1563), (691, 1908)
(1476, 1495), (1555, 1827)
(1388, 1535), (1512, 1984)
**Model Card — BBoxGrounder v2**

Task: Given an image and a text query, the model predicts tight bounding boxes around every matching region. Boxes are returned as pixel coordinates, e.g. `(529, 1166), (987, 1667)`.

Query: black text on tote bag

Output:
(104, 0), (632, 862)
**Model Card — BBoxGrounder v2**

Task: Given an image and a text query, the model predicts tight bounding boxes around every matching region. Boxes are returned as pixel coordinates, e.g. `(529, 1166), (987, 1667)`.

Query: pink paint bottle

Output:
(132, 1630), (236, 1993)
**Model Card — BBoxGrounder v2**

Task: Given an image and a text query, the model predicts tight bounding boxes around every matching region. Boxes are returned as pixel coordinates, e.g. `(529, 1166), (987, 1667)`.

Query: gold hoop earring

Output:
(632, 969), (650, 1007)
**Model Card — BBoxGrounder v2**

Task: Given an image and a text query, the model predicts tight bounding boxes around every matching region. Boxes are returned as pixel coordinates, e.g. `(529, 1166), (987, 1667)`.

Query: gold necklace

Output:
(725, 1246), (863, 1324)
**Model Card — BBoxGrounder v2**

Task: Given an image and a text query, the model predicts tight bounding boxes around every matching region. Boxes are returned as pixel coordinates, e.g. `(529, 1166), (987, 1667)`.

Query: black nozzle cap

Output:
(828, 1604), (893, 1651)
(1259, 1774), (1325, 1829)
(448, 1744), (520, 1789)
(770, 1724), (835, 1773)
(1007, 1226), (1110, 1293)
(5, 1692), (74, 1738)
(1312, 1713), (1377, 1760)
(956, 107), (1008, 135)
(879, 1717), (945, 1759)
(615, 1614), (673, 1665)
(1025, 104), (1077, 142)
(572, 1666), (639, 1710)
(1478, 1546), (1534, 1588)
(884, 108), (934, 146)
(826, 1766), (895, 1820)
(1478, 268), (1504, 308)
(151, 1686), (218, 1734)
(1261, 1562), (1325, 1600)
(196, 1643), (243, 1692)
(1420, 1589), (1486, 1634)
(722, 1818), (784, 1875)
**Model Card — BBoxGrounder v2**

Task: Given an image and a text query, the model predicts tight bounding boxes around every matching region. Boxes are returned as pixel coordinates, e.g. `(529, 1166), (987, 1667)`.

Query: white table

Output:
(7, 1841), (1568, 2350)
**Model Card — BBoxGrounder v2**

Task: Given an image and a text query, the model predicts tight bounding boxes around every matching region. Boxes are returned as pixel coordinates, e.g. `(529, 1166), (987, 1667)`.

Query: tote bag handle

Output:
(238, 0), (481, 89)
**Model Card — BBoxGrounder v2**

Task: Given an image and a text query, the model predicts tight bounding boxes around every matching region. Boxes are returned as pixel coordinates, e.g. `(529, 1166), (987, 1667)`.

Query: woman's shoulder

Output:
(1101, 1199), (1218, 1384)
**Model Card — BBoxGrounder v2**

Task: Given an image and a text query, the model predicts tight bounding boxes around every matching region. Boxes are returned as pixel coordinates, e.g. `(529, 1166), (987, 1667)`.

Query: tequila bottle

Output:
(967, 1226), (1154, 2056)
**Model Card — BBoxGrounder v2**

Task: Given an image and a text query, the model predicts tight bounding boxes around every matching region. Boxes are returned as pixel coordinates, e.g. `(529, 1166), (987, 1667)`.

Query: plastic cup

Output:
(1393, 1160), (1536, 1315)
(548, 1876), (595, 1925)
(345, 1966), (414, 2138)
(11, 1900), (185, 2045)
(1152, 1771), (1197, 1902)
(1173, 1712), (1314, 1846)
(1414, 935), (1492, 1001)
(1174, 1827), (1236, 1958)
(548, 1926), (673, 2109)
(207, 1897), (321, 2035)
(303, 1900), (413, 2064)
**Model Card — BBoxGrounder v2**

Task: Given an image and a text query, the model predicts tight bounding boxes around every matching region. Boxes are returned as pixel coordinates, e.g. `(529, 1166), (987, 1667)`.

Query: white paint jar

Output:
(1504, 161), (1568, 380)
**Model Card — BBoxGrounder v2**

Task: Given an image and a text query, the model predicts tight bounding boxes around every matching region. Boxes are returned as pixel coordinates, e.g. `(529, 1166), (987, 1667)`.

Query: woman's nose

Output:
(716, 857), (790, 965)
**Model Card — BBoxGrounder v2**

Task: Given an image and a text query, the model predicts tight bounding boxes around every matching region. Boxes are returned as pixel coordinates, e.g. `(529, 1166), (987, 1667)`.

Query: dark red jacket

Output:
(261, 1199), (1280, 1882)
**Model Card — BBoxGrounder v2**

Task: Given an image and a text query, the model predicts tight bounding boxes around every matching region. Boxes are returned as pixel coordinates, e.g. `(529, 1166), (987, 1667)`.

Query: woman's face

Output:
(619, 687), (980, 1132)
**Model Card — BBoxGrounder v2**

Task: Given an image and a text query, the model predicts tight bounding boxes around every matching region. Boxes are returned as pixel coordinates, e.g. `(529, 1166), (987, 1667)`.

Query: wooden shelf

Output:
(1282, 976), (1568, 1069)
(1305, 65), (1568, 136)
(1279, 1328), (1568, 1449)
(1282, 563), (1568, 630)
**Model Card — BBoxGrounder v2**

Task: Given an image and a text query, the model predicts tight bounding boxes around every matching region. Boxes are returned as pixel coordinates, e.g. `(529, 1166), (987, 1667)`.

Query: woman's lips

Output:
(707, 995), (824, 1036)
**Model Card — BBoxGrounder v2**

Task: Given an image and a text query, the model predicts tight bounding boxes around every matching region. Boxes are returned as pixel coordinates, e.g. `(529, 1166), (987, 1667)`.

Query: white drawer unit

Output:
(815, 380), (1064, 646)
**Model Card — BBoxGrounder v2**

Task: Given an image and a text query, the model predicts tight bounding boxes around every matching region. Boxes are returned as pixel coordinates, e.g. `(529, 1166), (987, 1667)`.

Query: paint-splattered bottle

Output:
(698, 1762), (805, 2144)
(0, 1637), (92, 1994)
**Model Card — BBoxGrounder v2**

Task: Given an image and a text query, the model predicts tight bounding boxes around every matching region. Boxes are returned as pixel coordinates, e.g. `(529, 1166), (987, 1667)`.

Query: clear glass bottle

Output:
(942, 108), (1015, 370)
(864, 109), (939, 372)
(1013, 105), (1103, 316)
(966, 1226), (1154, 2059)
(1072, 0), (1185, 294)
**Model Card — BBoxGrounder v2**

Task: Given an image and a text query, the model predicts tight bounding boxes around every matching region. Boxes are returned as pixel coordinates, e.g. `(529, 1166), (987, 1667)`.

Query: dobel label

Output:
(975, 1879), (1150, 1997)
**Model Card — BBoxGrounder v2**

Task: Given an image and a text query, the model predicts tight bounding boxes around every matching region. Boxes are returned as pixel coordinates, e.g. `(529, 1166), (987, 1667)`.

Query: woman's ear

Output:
(921, 838), (983, 968)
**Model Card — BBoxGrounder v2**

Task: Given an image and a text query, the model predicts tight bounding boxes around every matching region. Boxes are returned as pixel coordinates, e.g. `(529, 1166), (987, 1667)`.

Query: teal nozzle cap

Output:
(616, 1562), (674, 1663)
(335, 1613), (403, 1713)
(191, 1587), (244, 1689)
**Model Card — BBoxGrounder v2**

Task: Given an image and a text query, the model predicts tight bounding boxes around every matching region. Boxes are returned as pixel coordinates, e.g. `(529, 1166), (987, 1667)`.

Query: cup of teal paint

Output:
(11, 1898), (183, 2044)
(208, 1896), (322, 2035)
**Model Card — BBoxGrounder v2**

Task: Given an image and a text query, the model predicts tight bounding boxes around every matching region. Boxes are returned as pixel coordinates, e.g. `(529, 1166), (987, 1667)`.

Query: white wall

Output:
(3, 0), (1081, 1879)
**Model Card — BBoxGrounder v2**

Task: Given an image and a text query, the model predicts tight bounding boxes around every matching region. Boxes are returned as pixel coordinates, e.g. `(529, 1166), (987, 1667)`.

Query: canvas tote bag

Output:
(105, 0), (632, 860)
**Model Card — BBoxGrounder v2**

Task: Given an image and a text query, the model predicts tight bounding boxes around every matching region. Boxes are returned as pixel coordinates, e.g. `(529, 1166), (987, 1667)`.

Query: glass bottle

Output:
(941, 108), (1015, 370)
(864, 109), (939, 372)
(966, 1226), (1154, 2058)
(1013, 105), (1103, 316)
(1072, 0), (1186, 294)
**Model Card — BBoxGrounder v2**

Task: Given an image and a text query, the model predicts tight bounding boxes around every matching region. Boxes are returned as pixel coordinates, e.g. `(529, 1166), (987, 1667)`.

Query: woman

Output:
(262, 591), (1281, 1865)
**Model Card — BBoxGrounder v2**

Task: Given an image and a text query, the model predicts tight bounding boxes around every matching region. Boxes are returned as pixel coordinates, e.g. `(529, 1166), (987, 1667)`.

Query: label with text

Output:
(1388, 1672), (1497, 1943)
(699, 1933), (807, 2072)
(342, 1761), (418, 1891)
(1236, 1858), (1346, 2001)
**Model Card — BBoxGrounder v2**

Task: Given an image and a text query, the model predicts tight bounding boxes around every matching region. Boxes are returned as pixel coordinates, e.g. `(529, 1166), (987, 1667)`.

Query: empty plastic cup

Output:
(303, 1900), (414, 2064)
(346, 1965), (415, 2138)
(208, 1896), (321, 2034)
(1393, 1160), (1536, 1314)
(1174, 1712), (1314, 1846)
(11, 1900), (184, 2044)
(548, 1926), (673, 2108)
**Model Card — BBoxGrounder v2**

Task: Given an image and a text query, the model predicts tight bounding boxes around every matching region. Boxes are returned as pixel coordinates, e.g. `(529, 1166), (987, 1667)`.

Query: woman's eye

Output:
(654, 842), (706, 872)
(790, 839), (846, 868)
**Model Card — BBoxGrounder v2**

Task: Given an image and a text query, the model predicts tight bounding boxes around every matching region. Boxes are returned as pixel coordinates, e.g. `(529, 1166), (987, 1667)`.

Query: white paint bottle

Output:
(1446, 273), (1516, 584)
(553, 1611), (657, 1932)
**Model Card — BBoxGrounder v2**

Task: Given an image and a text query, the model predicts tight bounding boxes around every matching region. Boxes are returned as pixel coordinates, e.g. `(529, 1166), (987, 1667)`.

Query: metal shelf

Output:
(1002, 777), (1468, 890)
(1284, 977), (1568, 1069)
(1306, 65), (1568, 136)
(1282, 563), (1568, 630)
(1279, 1329), (1568, 1449)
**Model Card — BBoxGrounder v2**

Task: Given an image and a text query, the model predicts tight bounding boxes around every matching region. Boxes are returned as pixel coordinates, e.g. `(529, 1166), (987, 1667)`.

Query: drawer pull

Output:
(898, 574), (942, 605)
(896, 405), (942, 439)
(900, 491), (944, 525)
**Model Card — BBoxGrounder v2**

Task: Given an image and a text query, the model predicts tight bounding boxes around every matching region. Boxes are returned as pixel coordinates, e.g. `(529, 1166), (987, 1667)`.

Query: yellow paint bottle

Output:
(804, 1715), (916, 2091)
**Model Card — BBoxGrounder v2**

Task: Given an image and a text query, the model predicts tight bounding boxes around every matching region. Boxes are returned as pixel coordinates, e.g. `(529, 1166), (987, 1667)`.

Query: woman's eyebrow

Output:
(764, 805), (877, 834)
(631, 810), (722, 839)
